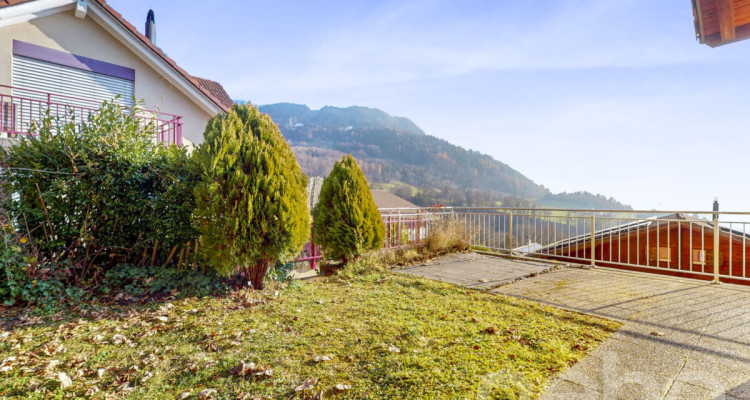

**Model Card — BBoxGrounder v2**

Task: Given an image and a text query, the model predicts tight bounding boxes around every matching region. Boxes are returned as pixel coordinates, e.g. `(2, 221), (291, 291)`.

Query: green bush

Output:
(0, 229), (65, 308)
(312, 155), (385, 262)
(100, 264), (226, 297)
(192, 104), (310, 289)
(0, 101), (198, 272)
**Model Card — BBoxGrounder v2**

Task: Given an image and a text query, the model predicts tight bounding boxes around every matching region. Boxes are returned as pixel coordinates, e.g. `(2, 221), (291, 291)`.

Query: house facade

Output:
(0, 0), (232, 146)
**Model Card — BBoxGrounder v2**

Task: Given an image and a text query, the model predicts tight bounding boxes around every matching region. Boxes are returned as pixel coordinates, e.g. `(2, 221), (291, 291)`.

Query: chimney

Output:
(145, 9), (156, 45)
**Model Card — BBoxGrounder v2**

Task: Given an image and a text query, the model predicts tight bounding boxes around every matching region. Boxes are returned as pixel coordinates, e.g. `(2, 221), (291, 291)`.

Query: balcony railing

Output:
(301, 204), (750, 285)
(0, 84), (183, 145)
(451, 205), (750, 285)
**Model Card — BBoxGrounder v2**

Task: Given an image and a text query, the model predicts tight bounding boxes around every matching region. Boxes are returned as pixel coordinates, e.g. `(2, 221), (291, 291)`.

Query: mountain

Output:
(259, 103), (425, 135)
(259, 102), (631, 210)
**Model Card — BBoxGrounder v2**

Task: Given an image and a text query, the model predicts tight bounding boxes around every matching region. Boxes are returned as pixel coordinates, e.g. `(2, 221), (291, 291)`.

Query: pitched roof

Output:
(193, 76), (234, 110)
(1, 0), (231, 113)
(371, 190), (418, 209)
(538, 213), (750, 255)
(305, 184), (418, 210)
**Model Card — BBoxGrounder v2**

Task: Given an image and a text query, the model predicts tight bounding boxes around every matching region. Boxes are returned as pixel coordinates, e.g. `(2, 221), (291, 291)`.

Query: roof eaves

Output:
(90, 0), (230, 113)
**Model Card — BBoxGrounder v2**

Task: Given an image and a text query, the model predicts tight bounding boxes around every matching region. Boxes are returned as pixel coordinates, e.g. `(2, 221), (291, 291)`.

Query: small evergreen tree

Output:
(192, 104), (309, 289)
(313, 155), (384, 262)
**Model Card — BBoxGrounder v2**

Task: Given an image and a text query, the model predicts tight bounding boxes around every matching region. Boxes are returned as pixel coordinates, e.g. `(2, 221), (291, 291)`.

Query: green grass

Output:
(0, 270), (619, 399)
(369, 180), (418, 196)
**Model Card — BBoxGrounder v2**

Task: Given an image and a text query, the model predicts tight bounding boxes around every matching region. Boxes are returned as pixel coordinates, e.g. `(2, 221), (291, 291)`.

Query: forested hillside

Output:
(260, 103), (425, 135)
(259, 103), (630, 210)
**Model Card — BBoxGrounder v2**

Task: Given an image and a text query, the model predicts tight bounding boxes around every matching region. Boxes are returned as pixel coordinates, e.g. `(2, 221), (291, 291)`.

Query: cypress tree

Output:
(312, 155), (385, 262)
(192, 104), (310, 289)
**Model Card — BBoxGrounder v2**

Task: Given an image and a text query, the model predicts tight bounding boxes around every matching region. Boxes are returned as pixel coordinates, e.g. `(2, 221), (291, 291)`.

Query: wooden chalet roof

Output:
(539, 213), (749, 254)
(693, 0), (750, 46)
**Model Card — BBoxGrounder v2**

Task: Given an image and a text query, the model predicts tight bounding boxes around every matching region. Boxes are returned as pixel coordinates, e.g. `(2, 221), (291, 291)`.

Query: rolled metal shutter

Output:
(12, 55), (134, 108)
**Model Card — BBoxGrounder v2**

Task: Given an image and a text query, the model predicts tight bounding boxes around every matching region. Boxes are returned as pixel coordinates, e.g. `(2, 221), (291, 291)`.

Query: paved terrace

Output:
(399, 253), (750, 400)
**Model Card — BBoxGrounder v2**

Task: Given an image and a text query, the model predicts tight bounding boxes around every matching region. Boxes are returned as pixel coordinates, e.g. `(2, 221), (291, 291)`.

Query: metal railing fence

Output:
(452, 203), (750, 283)
(0, 84), (182, 145)
(292, 207), (455, 268)
(380, 207), (454, 249)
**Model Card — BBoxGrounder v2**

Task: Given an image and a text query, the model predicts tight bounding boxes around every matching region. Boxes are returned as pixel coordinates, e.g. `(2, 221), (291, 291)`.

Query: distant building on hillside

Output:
(370, 190), (418, 209)
(306, 182), (418, 210)
(307, 176), (324, 209)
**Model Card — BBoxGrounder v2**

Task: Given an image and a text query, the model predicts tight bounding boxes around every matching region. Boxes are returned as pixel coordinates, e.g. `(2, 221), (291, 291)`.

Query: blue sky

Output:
(110, 0), (750, 212)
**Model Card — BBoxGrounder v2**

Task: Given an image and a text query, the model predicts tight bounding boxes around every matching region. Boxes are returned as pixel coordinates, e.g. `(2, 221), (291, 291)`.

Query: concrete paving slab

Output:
(397, 252), (558, 289)
(401, 253), (750, 399)
(541, 379), (601, 400)
(495, 268), (750, 400)
(727, 381), (750, 399)
(664, 381), (714, 400)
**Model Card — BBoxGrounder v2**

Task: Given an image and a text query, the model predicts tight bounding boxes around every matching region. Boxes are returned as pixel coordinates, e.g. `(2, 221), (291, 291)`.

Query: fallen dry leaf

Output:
(112, 334), (127, 345)
(43, 341), (65, 356)
(481, 326), (497, 335)
(0, 356), (17, 372)
(231, 361), (257, 377)
(313, 355), (330, 362)
(85, 386), (100, 396)
(335, 382), (352, 391)
(197, 388), (217, 399)
(175, 392), (191, 400)
(39, 359), (60, 372)
(57, 371), (72, 388)
(294, 377), (318, 391)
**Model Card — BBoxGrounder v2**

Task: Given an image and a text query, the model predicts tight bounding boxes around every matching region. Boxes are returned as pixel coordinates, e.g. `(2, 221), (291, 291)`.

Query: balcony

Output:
(0, 84), (183, 145)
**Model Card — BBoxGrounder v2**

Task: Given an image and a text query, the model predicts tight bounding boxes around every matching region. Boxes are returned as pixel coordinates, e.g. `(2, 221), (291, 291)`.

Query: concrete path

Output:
(494, 267), (750, 399)
(400, 253), (750, 399)
(398, 252), (558, 289)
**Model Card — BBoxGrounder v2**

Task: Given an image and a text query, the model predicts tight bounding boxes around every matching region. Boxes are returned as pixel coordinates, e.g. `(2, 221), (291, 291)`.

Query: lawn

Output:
(0, 267), (619, 399)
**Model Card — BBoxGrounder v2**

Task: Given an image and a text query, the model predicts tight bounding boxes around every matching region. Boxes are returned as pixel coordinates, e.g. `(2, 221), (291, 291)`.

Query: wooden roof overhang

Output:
(693, 0), (750, 46)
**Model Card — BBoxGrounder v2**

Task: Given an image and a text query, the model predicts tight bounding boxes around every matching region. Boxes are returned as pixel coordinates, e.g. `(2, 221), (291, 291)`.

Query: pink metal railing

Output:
(294, 235), (323, 269)
(0, 84), (183, 145)
(292, 208), (449, 267)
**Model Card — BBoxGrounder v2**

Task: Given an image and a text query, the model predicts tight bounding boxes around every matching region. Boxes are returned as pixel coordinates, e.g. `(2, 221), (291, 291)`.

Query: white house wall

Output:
(0, 9), (214, 145)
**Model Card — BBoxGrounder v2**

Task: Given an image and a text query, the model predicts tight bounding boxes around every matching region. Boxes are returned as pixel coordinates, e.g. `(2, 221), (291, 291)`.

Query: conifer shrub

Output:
(192, 104), (309, 289)
(312, 155), (385, 262)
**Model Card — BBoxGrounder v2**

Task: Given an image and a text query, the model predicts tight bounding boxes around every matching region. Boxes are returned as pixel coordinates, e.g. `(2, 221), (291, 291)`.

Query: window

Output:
(649, 247), (671, 262)
(692, 249), (706, 265)
(12, 55), (134, 108)
(706, 250), (723, 266)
